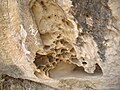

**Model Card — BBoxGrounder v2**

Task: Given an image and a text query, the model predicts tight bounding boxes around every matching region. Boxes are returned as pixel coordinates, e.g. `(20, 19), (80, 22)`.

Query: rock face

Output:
(0, 0), (120, 90)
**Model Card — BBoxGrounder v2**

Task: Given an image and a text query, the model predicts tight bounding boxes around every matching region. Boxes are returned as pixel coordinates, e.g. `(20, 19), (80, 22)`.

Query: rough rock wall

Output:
(0, 75), (57, 90)
(0, 0), (120, 90)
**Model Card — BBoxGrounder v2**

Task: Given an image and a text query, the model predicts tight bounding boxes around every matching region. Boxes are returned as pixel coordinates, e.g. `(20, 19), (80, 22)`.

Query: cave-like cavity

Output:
(31, 0), (103, 79)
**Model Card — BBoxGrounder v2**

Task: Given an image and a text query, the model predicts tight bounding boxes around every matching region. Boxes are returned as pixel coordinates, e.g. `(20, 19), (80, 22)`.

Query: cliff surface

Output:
(0, 0), (120, 90)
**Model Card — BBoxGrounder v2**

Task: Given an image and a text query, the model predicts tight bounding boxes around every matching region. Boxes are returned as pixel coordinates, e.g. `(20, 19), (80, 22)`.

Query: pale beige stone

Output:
(0, 0), (120, 90)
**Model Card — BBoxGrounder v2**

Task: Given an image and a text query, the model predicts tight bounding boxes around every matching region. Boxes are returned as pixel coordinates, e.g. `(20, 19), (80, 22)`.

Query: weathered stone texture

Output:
(0, 0), (120, 90)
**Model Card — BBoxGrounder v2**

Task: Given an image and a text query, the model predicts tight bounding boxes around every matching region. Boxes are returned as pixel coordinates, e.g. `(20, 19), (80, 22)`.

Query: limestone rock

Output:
(0, 0), (120, 90)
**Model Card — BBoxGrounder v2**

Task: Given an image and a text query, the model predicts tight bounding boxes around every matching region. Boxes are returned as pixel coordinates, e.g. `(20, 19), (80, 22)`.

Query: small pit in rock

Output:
(82, 62), (87, 65)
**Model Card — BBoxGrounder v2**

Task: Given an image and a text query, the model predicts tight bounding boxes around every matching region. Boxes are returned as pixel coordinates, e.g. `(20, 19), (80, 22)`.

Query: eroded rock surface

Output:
(0, 0), (120, 90)
(30, 0), (103, 79)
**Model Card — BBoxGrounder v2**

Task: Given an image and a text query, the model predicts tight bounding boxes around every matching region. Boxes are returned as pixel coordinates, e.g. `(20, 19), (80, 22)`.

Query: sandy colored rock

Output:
(0, 0), (120, 90)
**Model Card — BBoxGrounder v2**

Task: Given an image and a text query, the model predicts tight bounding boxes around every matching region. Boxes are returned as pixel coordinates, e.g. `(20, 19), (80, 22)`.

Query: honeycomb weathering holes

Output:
(31, 0), (103, 79)
(33, 52), (103, 79)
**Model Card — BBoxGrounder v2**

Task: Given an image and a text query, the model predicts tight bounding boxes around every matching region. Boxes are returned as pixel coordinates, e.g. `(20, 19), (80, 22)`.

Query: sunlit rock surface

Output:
(0, 0), (120, 90)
